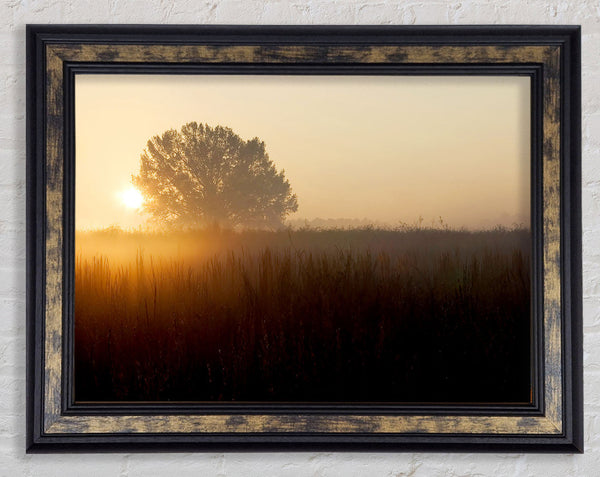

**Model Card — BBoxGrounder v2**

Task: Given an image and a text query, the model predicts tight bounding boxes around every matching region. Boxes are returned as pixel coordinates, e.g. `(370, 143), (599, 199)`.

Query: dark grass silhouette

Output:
(74, 226), (531, 403)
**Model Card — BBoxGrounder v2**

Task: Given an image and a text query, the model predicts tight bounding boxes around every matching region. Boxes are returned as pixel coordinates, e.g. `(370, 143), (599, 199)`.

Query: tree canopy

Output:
(133, 122), (298, 229)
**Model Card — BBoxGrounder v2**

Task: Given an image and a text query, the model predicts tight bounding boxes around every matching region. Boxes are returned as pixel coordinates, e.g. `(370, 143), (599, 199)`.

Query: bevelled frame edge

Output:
(26, 25), (582, 453)
(562, 24), (583, 454)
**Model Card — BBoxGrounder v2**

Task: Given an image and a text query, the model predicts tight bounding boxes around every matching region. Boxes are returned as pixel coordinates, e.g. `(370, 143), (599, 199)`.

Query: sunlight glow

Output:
(77, 75), (530, 230)
(121, 187), (144, 209)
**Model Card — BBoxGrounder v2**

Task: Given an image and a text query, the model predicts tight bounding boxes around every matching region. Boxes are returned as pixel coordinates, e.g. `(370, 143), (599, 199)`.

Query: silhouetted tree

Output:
(132, 122), (298, 229)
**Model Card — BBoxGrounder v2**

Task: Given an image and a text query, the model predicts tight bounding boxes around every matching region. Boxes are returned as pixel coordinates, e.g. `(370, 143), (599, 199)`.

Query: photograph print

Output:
(74, 74), (532, 404)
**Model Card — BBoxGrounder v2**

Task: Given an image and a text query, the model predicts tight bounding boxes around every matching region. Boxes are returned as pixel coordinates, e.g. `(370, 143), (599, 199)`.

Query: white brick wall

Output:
(1, 1), (597, 475)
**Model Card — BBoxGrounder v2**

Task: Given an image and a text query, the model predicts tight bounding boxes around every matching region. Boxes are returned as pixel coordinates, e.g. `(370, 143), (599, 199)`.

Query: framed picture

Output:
(26, 25), (582, 452)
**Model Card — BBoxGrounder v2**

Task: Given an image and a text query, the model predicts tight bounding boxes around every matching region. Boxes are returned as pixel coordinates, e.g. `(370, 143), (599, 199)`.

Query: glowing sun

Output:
(120, 187), (144, 209)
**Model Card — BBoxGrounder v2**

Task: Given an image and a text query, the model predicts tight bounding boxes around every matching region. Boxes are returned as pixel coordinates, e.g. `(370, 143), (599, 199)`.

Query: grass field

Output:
(74, 225), (531, 403)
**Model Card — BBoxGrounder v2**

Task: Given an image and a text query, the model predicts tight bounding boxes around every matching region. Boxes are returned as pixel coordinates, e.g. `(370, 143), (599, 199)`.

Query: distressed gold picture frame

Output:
(26, 25), (582, 452)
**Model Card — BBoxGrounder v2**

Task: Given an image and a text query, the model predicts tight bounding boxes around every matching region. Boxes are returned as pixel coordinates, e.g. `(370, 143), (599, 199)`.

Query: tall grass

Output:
(75, 226), (531, 403)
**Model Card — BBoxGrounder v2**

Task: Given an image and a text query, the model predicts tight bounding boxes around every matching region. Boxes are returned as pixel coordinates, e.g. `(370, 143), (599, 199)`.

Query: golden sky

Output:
(75, 74), (530, 230)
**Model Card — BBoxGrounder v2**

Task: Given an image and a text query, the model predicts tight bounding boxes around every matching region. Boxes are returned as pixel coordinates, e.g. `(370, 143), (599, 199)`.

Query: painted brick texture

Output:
(1, 1), (597, 475)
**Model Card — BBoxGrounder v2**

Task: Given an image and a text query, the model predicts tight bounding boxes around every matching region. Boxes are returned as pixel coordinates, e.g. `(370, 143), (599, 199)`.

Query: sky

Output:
(75, 74), (530, 230)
